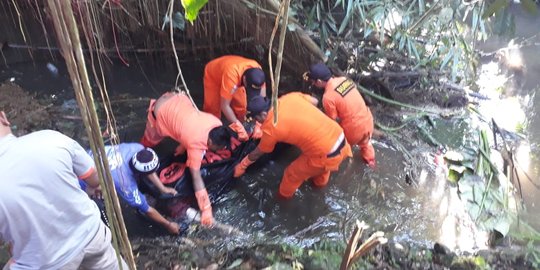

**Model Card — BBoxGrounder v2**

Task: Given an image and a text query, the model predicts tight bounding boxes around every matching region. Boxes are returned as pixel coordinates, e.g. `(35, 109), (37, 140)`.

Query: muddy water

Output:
(2, 4), (540, 251)
(0, 54), (484, 252)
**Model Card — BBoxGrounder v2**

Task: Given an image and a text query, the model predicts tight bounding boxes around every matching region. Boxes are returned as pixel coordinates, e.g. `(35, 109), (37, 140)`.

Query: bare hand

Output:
(161, 187), (178, 196)
(86, 186), (103, 200)
(167, 221), (181, 235)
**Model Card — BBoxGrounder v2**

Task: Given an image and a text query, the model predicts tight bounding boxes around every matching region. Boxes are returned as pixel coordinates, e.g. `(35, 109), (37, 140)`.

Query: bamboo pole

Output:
(267, 0), (291, 125)
(45, 0), (135, 269)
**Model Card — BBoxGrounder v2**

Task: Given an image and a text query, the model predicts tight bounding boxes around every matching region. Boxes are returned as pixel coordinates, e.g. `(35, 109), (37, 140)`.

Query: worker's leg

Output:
(279, 155), (324, 198)
(202, 68), (222, 118)
(140, 99), (165, 147)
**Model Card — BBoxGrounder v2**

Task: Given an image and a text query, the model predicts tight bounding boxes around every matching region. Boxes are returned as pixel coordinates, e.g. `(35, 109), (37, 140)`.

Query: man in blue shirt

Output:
(84, 143), (180, 235)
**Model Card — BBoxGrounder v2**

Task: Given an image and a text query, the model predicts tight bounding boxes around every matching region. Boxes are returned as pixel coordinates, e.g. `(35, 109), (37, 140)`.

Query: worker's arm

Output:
(145, 207), (180, 234)
(234, 146), (265, 177)
(146, 172), (177, 195)
(81, 169), (102, 198)
(190, 166), (214, 227)
(247, 146), (265, 162)
(220, 98), (239, 124)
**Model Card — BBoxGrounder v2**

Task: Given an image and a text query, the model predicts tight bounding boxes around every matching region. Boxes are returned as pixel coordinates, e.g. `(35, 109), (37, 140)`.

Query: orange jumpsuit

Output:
(322, 77), (375, 163)
(141, 92), (222, 170)
(203, 55), (262, 122)
(258, 92), (352, 198)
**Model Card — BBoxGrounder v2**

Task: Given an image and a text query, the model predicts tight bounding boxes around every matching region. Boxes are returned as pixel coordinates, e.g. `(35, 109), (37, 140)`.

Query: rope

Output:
(167, 0), (198, 111)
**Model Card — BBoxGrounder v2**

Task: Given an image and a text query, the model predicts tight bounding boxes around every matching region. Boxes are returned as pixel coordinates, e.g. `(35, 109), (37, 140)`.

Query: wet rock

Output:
(433, 243), (452, 255)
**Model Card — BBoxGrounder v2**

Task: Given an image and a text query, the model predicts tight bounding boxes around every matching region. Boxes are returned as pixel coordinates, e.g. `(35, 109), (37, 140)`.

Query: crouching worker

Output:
(140, 91), (234, 227)
(203, 55), (267, 140)
(304, 63), (376, 167)
(234, 92), (352, 199)
(81, 143), (180, 235)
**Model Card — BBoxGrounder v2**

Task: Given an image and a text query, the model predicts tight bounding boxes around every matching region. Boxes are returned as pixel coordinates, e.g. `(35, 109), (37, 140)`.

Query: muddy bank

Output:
(131, 234), (535, 269)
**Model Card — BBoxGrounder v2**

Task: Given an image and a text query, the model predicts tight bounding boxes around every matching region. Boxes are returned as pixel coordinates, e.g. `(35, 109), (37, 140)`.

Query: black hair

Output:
(209, 126), (234, 149)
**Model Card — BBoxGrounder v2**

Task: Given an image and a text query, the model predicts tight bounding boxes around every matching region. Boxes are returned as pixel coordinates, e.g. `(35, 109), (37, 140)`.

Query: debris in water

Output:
(46, 63), (59, 77)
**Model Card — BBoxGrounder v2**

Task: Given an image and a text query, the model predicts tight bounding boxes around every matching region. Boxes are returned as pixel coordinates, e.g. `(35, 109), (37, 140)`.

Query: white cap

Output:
(131, 148), (159, 174)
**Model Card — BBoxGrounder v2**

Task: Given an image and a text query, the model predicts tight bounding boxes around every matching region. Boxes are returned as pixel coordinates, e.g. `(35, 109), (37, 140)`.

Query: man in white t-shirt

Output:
(0, 111), (127, 270)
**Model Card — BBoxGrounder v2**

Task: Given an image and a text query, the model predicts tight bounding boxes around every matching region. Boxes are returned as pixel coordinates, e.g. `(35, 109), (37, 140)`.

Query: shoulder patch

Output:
(334, 79), (355, 97)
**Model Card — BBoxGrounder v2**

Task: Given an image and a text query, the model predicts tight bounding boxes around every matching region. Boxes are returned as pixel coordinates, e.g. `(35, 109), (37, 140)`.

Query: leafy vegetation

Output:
(286, 0), (536, 84)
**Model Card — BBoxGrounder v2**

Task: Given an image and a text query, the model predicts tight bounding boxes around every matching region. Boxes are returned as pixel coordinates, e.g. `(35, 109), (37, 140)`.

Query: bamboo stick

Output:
(45, 0), (135, 269)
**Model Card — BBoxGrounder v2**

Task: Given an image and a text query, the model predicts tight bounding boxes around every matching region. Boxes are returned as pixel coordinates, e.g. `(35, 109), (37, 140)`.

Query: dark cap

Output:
(243, 68), (265, 92)
(246, 95), (271, 117)
(306, 63), (332, 81)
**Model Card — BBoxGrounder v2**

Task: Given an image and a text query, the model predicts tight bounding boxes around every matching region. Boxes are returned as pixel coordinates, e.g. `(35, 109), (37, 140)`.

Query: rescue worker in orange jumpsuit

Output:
(140, 91), (234, 227)
(233, 92), (352, 199)
(203, 55), (266, 140)
(304, 63), (376, 168)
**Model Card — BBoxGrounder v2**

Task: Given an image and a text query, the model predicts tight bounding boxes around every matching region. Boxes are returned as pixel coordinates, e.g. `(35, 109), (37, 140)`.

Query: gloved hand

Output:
(229, 120), (249, 142)
(366, 159), (376, 169)
(251, 121), (263, 139)
(234, 156), (255, 178)
(195, 189), (213, 227)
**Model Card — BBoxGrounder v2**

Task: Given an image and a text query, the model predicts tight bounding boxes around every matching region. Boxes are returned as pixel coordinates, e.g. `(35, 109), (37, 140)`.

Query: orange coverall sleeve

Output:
(322, 96), (338, 120)
(220, 69), (241, 101)
(257, 125), (278, 153)
(186, 148), (205, 170)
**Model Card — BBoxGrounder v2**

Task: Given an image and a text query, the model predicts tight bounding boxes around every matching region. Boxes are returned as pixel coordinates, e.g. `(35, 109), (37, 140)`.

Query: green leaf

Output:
(520, 0), (538, 15)
(181, 0), (208, 23)
(482, 0), (508, 19)
(440, 48), (454, 70)
(448, 169), (461, 183)
(418, 0), (425, 14)
(338, 0), (354, 35)
(227, 258), (244, 269)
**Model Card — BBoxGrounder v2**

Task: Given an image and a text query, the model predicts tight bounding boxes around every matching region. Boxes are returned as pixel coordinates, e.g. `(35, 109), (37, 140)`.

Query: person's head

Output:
(242, 68), (266, 96)
(246, 95), (271, 123)
(0, 111), (12, 138)
(303, 63), (332, 90)
(130, 148), (160, 175)
(208, 126), (233, 152)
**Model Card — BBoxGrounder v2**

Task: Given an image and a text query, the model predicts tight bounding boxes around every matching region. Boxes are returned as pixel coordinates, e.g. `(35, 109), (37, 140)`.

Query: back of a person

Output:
(181, 110), (222, 151)
(205, 55), (260, 82)
(324, 76), (371, 128)
(100, 143), (142, 194)
(155, 93), (197, 141)
(0, 130), (100, 270)
(267, 92), (343, 156)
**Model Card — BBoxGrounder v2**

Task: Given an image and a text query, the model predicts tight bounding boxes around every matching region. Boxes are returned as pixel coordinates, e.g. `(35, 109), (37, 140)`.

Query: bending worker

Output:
(304, 63), (376, 167)
(0, 111), (127, 269)
(81, 143), (180, 235)
(233, 92), (352, 199)
(203, 55), (266, 140)
(140, 91), (233, 227)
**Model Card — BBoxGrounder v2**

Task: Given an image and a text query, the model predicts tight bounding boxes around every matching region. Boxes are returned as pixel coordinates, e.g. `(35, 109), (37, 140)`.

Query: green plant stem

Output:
(476, 172), (494, 222)
(357, 85), (439, 114)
